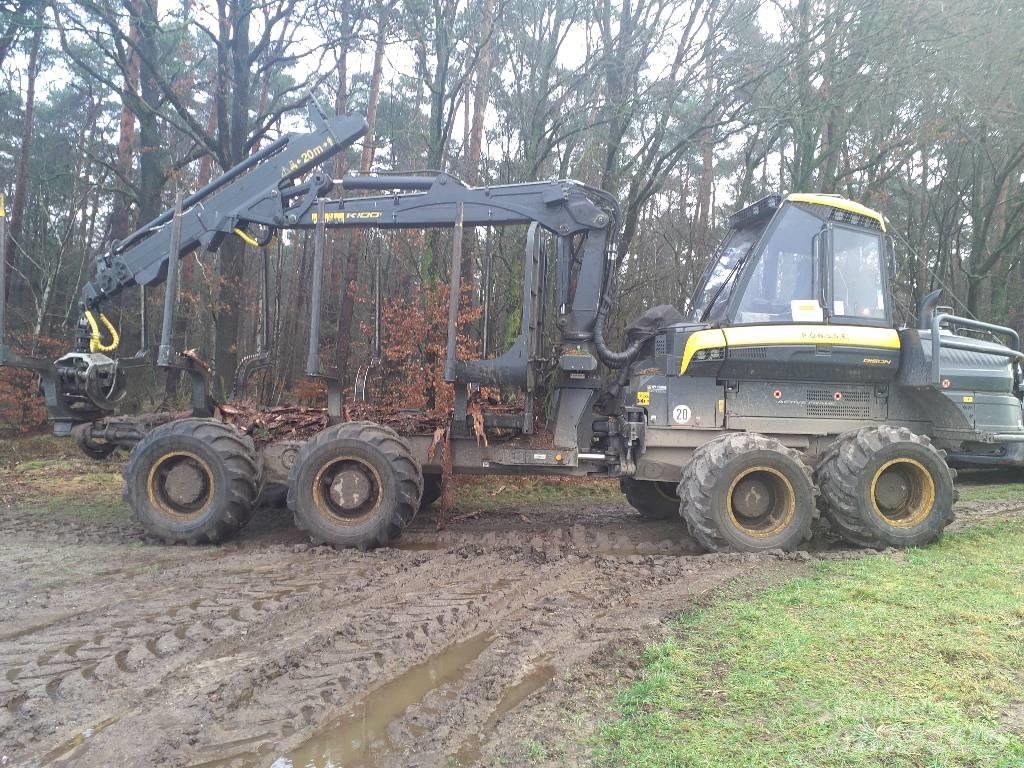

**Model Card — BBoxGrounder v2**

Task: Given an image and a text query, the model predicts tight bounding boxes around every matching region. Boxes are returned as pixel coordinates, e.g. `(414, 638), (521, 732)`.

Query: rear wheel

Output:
(420, 474), (443, 509)
(679, 433), (816, 553)
(816, 426), (955, 548)
(123, 418), (259, 544)
(620, 477), (679, 520)
(287, 421), (423, 549)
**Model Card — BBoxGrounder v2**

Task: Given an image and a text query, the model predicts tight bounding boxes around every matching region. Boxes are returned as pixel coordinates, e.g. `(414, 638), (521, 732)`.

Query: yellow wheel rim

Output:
(146, 451), (215, 521)
(312, 458), (383, 526)
(870, 458), (935, 528)
(726, 466), (796, 538)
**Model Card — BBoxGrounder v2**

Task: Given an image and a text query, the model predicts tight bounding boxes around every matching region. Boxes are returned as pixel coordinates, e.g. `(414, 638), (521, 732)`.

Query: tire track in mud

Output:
(0, 537), (410, 766)
(267, 552), (755, 768)
(64, 549), (572, 767)
(60, 546), (768, 768)
(6, 499), (1021, 767)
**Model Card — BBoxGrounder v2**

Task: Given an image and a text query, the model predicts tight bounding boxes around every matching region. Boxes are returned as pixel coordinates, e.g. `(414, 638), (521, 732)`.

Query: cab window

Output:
(832, 227), (886, 321)
(690, 225), (761, 323)
(734, 206), (822, 323)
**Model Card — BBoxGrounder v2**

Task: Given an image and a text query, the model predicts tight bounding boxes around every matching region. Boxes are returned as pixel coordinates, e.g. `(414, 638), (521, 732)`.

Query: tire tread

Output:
(816, 425), (956, 548)
(678, 432), (815, 552)
(286, 421), (422, 549)
(123, 418), (259, 544)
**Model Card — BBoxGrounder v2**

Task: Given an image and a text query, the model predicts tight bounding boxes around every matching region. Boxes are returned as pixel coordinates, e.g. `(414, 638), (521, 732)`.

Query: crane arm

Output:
(81, 103), (368, 308)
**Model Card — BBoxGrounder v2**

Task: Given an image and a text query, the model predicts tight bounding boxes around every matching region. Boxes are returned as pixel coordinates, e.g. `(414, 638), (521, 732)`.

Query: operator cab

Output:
(669, 192), (900, 387)
(690, 193), (892, 328)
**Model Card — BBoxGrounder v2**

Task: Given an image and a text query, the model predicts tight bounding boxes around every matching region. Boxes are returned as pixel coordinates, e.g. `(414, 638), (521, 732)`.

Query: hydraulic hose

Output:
(84, 310), (120, 353)
(592, 271), (645, 369)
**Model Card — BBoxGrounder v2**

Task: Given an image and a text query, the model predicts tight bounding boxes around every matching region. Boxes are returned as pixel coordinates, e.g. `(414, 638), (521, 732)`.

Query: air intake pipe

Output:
(918, 289), (942, 330)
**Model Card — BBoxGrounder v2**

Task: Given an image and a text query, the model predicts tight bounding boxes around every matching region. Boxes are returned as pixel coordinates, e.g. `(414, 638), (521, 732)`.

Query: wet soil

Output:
(1, 481), (1021, 767)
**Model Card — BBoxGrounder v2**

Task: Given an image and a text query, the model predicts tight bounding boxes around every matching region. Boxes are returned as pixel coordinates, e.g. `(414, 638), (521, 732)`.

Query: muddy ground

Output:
(1, 453), (1022, 768)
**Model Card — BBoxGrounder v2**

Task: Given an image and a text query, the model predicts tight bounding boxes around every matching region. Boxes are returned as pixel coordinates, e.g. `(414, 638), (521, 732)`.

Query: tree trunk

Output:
(135, 0), (163, 223)
(334, 7), (389, 390)
(108, 13), (140, 244)
(692, 17), (716, 270)
(213, 0), (254, 398)
(461, 0), (495, 297)
(0, 0), (30, 71)
(5, 21), (41, 310)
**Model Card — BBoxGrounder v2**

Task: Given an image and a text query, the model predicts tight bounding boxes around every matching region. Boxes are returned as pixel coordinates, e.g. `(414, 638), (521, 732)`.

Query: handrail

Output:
(930, 312), (1024, 386)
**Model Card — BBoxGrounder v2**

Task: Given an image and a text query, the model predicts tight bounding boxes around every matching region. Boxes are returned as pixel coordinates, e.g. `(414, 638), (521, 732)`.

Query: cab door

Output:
(819, 223), (901, 383)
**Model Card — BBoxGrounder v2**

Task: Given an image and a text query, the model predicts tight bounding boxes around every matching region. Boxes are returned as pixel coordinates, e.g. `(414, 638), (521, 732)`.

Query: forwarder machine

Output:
(4, 102), (1024, 553)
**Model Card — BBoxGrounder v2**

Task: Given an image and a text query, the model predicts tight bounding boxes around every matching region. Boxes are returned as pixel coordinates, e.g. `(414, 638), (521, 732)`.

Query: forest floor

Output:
(1, 437), (1023, 768)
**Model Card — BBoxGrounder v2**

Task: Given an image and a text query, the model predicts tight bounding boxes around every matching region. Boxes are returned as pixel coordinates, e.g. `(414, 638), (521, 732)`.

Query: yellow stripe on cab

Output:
(680, 325), (900, 375)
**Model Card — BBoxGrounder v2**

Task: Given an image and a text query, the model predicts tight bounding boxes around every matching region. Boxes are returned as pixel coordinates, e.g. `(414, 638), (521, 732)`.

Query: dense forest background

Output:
(1, 0), (1023, 427)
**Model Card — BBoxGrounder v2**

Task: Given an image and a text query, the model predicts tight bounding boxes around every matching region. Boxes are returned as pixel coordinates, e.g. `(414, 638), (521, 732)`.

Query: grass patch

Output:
(1, 452), (126, 522)
(596, 522), (1024, 767)
(0, 433), (80, 467)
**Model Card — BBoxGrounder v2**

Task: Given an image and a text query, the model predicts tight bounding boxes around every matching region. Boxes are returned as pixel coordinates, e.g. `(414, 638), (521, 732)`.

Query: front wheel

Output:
(287, 421), (423, 549)
(679, 433), (816, 553)
(620, 478), (679, 520)
(816, 426), (955, 548)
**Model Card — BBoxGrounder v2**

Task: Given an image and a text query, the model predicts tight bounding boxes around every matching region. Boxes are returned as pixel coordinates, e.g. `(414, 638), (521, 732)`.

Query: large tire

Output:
(816, 426), (955, 549)
(287, 421), (423, 549)
(420, 474), (443, 509)
(620, 477), (679, 520)
(679, 433), (816, 553)
(123, 418), (259, 544)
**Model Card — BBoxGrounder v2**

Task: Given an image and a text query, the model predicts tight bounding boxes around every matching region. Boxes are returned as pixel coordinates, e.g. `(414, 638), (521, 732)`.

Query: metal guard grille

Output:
(806, 402), (870, 418)
(806, 388), (870, 418)
(729, 346), (768, 359)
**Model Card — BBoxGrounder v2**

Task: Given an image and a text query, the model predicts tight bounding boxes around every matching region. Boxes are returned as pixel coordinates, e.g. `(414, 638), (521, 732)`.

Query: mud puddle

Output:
(275, 631), (494, 768)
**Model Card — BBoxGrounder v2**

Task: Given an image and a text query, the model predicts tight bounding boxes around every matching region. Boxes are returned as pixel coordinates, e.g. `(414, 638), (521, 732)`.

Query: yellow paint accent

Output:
(0, 193), (5, 218)
(962, 395), (974, 404)
(146, 451), (215, 521)
(83, 311), (120, 353)
(233, 227), (261, 247)
(786, 193), (886, 232)
(636, 391), (650, 406)
(722, 324), (900, 350)
(679, 329), (726, 374)
(717, 399), (725, 412)
(726, 466), (796, 538)
(310, 210), (383, 224)
(679, 325), (899, 375)
(869, 457), (935, 528)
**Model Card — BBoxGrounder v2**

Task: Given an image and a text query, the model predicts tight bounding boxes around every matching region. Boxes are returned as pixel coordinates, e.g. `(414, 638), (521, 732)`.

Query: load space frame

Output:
(1, 100), (621, 476)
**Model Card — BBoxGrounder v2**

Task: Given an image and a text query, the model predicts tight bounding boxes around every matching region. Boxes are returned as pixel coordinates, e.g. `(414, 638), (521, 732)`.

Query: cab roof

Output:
(729, 193), (887, 233)
(785, 193), (886, 232)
